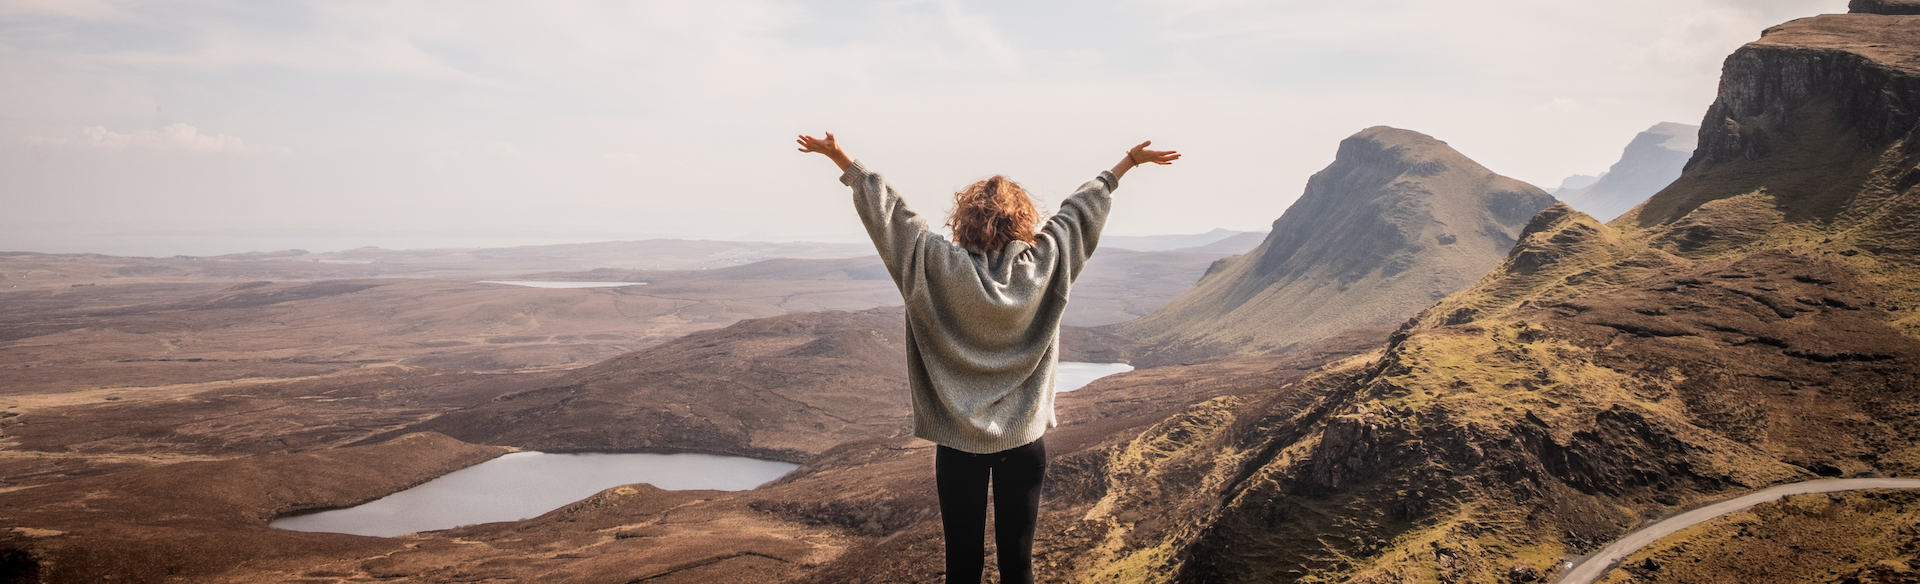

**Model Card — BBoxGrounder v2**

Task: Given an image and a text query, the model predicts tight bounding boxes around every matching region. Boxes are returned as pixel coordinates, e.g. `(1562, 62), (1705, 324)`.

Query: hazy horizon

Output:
(2, 0), (1850, 256)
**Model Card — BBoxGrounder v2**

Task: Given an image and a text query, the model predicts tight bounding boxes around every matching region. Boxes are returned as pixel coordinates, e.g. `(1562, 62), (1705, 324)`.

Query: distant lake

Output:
(1057, 362), (1133, 392)
(272, 451), (795, 537)
(477, 281), (646, 288)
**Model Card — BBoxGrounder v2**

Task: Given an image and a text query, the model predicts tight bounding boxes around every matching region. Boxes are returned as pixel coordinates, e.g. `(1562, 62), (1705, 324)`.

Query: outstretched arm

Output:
(1110, 140), (1180, 180)
(803, 132), (930, 289)
(797, 132), (853, 172)
(1045, 141), (1178, 280)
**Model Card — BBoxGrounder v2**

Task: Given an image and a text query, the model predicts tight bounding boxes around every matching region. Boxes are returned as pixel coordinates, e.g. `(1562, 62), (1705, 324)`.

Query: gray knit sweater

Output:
(843, 161), (1114, 454)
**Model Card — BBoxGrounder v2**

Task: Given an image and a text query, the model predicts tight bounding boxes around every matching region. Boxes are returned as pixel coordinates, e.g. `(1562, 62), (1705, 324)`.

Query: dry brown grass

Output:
(1598, 490), (1920, 584)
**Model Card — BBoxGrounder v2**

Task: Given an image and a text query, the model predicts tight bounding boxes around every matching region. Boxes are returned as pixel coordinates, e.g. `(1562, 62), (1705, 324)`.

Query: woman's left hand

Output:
(1127, 141), (1181, 166)
(1112, 140), (1179, 179)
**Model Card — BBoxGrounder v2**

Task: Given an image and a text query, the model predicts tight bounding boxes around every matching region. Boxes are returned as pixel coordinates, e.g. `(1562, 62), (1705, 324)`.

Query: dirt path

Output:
(1557, 478), (1920, 584)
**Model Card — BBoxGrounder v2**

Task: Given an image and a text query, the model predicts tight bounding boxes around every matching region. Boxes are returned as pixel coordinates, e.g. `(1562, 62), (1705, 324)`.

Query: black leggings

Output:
(936, 437), (1046, 584)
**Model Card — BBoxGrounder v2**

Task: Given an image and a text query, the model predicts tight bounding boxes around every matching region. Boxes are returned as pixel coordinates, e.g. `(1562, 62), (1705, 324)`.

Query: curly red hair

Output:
(946, 175), (1041, 252)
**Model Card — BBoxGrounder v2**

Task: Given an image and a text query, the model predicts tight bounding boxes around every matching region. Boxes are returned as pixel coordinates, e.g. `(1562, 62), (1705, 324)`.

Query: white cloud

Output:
(23, 123), (282, 156)
(104, 7), (501, 85)
(0, 0), (130, 19)
(933, 0), (1023, 73)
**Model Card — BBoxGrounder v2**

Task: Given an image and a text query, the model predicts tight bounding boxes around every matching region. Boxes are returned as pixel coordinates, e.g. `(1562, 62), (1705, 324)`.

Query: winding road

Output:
(1556, 478), (1920, 584)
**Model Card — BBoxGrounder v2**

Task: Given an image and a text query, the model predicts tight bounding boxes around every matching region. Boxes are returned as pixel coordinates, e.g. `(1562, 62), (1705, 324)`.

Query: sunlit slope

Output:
(1118, 126), (1554, 365)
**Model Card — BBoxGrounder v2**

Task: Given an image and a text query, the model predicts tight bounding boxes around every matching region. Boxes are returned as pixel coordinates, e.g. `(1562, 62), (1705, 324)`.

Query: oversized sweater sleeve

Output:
(1042, 171), (1119, 281)
(841, 161), (932, 286)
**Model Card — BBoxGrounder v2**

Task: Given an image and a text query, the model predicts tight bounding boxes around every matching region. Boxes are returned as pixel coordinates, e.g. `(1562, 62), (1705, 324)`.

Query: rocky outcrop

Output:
(1640, 13), (1920, 229)
(1116, 127), (1554, 365)
(1851, 0), (1920, 15)
(1556, 122), (1699, 223)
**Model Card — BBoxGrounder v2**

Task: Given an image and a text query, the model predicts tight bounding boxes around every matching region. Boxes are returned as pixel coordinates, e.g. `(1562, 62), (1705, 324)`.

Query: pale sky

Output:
(0, 0), (1850, 256)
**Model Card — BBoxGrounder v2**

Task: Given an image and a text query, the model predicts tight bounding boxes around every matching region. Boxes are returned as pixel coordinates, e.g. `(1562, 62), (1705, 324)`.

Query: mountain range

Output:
(1555, 122), (1699, 223)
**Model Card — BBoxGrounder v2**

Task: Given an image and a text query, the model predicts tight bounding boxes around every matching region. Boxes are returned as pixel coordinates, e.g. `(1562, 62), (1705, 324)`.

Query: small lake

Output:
(477, 281), (647, 288)
(1057, 362), (1133, 392)
(272, 451), (796, 537)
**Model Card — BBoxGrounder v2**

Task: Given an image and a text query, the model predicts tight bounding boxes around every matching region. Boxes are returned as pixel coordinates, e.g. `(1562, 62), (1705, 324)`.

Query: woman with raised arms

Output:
(796, 133), (1179, 584)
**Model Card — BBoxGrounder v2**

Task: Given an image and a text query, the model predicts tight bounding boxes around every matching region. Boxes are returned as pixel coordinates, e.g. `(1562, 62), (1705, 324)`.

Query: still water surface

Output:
(277, 363), (1130, 537)
(272, 452), (796, 537)
(477, 281), (646, 288)
(1056, 362), (1133, 392)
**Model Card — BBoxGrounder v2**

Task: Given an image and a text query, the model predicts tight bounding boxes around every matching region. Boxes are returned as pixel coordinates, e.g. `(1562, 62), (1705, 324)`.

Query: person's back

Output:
(797, 132), (1178, 584)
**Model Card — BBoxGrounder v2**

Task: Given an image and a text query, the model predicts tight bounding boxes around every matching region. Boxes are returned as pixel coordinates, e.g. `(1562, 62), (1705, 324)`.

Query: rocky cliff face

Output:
(1116, 127), (1554, 365)
(1850, 0), (1920, 15)
(1556, 122), (1699, 223)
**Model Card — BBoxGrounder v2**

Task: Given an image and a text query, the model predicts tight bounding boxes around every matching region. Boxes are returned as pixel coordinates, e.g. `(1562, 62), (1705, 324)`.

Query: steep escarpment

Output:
(1035, 11), (1920, 584)
(1118, 127), (1554, 365)
(375, 306), (913, 462)
(1634, 15), (1920, 232)
(1556, 122), (1699, 223)
(1621, 12), (1920, 338)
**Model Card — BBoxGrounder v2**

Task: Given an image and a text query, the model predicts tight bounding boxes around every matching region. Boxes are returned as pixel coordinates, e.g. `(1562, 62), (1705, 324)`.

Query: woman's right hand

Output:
(797, 132), (853, 172)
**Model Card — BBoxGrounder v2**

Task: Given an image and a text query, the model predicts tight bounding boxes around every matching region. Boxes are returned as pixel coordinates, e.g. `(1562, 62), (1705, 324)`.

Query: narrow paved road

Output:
(1557, 478), (1920, 584)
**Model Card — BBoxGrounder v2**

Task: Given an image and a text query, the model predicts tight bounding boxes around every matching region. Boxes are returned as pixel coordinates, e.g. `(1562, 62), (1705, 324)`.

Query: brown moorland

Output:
(0, 221), (1253, 580)
(0, 256), (904, 489)
(0, 224), (1233, 485)
(1596, 489), (1920, 584)
(0, 432), (504, 583)
(0, 304), (1385, 582)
